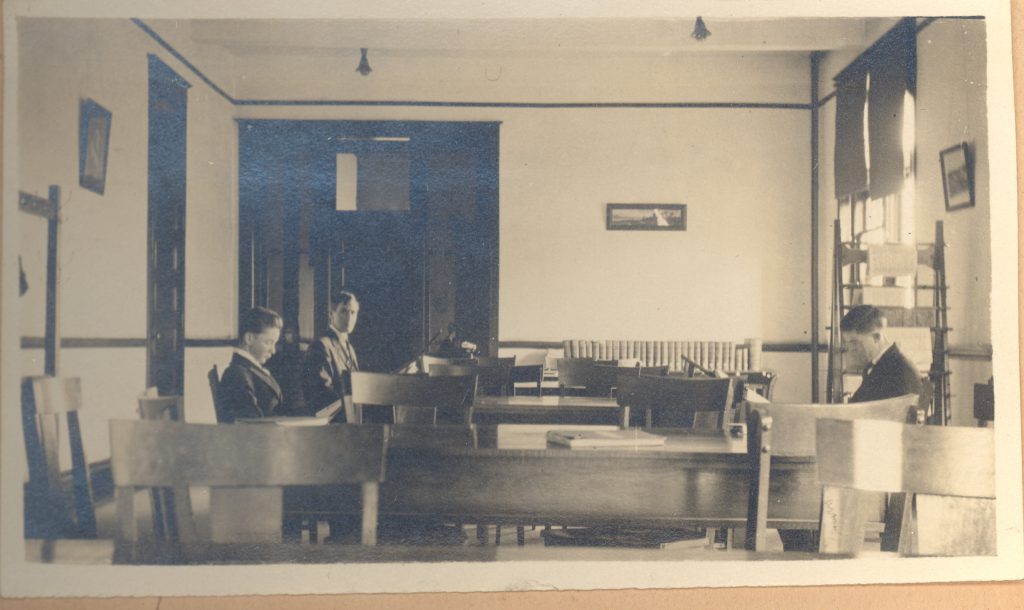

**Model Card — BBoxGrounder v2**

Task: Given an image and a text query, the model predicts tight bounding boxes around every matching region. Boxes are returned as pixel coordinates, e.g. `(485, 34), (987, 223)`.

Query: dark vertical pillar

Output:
(810, 52), (822, 402)
(44, 186), (60, 376)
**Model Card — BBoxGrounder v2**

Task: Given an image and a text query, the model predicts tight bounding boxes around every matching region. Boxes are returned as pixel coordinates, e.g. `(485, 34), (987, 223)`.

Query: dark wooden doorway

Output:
(146, 55), (190, 395)
(239, 120), (499, 374)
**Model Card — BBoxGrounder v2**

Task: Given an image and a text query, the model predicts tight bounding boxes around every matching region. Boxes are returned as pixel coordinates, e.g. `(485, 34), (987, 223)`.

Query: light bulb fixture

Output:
(356, 48), (372, 76)
(691, 17), (711, 42)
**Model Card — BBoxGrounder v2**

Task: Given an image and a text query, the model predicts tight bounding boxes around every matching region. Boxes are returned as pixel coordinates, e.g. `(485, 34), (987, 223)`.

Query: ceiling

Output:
(144, 17), (890, 101)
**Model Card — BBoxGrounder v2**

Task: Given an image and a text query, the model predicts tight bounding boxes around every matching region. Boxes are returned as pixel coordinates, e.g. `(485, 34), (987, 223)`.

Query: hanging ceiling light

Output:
(356, 48), (372, 76)
(691, 17), (711, 42)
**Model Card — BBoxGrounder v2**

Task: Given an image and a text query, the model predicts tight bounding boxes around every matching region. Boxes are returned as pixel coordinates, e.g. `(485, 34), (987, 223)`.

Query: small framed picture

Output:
(606, 203), (687, 231)
(79, 98), (112, 195)
(940, 142), (974, 211)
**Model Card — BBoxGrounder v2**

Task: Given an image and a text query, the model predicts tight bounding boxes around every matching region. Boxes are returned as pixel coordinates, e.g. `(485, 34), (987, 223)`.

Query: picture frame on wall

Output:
(606, 203), (687, 231)
(940, 142), (974, 211)
(79, 98), (112, 195)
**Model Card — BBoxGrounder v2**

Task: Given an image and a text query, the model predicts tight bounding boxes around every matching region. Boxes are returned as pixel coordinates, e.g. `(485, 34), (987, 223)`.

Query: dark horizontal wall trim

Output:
(21, 337), (235, 348)
(500, 341), (565, 349)
(21, 337), (147, 349)
(948, 344), (993, 361)
(184, 338), (237, 348)
(236, 99), (812, 110)
(132, 18), (236, 104)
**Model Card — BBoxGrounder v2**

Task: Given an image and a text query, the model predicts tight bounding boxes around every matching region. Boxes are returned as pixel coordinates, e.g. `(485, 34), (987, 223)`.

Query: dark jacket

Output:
(303, 328), (359, 417)
(851, 343), (923, 403)
(217, 352), (284, 423)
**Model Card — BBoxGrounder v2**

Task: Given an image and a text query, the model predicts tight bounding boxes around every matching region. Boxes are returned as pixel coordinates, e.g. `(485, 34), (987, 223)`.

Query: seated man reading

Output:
(217, 306), (284, 423)
(780, 304), (923, 552)
(841, 304), (923, 402)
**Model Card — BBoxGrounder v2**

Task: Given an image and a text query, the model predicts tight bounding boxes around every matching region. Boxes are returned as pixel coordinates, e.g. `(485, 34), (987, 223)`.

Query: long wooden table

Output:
(26, 538), (842, 565)
(292, 424), (820, 533)
(472, 396), (622, 424)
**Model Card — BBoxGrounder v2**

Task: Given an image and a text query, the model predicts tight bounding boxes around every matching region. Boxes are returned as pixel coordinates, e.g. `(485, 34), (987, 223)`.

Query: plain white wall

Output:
(16, 18), (238, 463)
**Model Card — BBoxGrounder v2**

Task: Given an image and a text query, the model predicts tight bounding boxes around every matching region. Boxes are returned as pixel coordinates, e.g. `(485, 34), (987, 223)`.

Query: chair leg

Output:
(495, 525), (501, 545)
(476, 524), (488, 545)
(308, 519), (319, 544)
(517, 526), (526, 546)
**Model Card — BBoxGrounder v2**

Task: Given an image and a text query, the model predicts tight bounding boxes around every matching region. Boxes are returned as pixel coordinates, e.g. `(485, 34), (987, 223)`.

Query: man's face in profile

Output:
(841, 330), (881, 369)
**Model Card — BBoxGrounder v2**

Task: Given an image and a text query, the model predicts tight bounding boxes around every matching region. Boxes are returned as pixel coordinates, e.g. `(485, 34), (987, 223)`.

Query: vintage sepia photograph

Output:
(1, 0), (1021, 599)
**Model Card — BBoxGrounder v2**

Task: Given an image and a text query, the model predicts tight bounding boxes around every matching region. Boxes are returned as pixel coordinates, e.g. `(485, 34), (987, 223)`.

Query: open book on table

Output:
(236, 399), (345, 426)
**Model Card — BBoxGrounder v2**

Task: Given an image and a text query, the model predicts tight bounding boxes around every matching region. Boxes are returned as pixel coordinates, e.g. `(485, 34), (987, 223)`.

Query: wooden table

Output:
(26, 538), (842, 565)
(293, 424), (819, 533)
(472, 396), (621, 424)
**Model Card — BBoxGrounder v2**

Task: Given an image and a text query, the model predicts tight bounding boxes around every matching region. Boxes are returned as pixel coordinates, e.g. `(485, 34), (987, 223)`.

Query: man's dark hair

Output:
(840, 304), (886, 334)
(238, 306), (283, 341)
(330, 289), (358, 310)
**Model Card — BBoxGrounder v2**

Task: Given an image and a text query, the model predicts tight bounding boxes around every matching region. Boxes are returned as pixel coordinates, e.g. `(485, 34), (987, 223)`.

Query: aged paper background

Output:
(0, 0), (1021, 605)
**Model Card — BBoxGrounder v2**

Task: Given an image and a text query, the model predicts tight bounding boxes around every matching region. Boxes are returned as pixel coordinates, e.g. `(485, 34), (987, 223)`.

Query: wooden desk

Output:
(472, 396), (621, 424)
(295, 424), (819, 534)
(26, 538), (840, 565)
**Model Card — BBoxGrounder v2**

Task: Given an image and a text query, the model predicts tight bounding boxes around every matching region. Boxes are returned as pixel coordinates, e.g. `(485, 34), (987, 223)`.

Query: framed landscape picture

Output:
(940, 142), (974, 211)
(606, 203), (686, 231)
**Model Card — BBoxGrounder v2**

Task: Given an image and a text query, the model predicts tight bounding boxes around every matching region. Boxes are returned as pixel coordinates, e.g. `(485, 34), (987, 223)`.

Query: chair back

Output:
(744, 394), (920, 551)
(816, 419), (995, 556)
(21, 376), (96, 539)
(208, 365), (227, 423)
(557, 359), (648, 397)
(509, 364), (544, 396)
(616, 374), (737, 429)
(138, 394), (184, 422)
(472, 356), (516, 396)
(136, 392), (192, 541)
(419, 354), (474, 374)
(352, 371), (477, 425)
(736, 371), (778, 401)
(109, 419), (387, 545)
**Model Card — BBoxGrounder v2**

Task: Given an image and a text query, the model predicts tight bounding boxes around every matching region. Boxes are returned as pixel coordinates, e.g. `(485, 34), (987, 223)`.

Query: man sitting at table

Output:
(779, 304), (923, 551)
(303, 289), (360, 419)
(840, 304), (923, 402)
(217, 306), (284, 423)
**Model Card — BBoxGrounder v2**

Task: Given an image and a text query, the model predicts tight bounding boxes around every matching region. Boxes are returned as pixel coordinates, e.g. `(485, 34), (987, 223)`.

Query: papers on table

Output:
(546, 429), (667, 449)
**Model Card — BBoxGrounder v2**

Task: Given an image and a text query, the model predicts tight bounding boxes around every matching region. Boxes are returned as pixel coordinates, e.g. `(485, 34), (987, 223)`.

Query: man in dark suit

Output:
(303, 289), (359, 419)
(841, 304), (923, 402)
(217, 307), (284, 423)
(780, 305), (924, 552)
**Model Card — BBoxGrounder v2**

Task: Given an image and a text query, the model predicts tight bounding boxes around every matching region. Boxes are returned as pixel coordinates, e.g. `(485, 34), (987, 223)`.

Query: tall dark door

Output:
(146, 55), (190, 395)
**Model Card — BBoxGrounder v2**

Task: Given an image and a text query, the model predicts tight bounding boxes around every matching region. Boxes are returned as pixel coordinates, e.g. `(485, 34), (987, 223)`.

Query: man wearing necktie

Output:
(217, 307), (284, 423)
(841, 305), (922, 403)
(303, 289), (360, 419)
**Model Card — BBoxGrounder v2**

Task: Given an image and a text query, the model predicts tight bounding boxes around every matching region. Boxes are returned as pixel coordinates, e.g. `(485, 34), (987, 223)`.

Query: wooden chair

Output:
(136, 391), (197, 542)
(22, 376), (97, 539)
(736, 371), (778, 401)
(816, 418), (995, 556)
(616, 374), (737, 429)
(557, 359), (663, 398)
(744, 394), (921, 551)
(110, 419), (387, 546)
(510, 364), (544, 396)
(207, 365), (227, 423)
(352, 371), (477, 425)
(472, 356), (516, 396)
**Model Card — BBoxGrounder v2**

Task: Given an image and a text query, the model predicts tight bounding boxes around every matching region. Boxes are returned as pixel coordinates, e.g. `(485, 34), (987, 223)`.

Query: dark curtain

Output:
(867, 19), (916, 200)
(834, 67), (868, 198)
(833, 18), (917, 200)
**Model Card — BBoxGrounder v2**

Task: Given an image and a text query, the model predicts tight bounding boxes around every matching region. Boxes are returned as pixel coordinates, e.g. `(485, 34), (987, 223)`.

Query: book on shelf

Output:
(546, 429), (667, 448)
